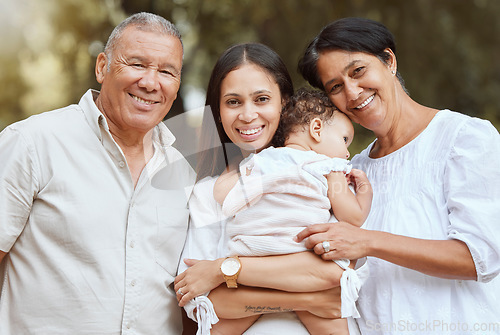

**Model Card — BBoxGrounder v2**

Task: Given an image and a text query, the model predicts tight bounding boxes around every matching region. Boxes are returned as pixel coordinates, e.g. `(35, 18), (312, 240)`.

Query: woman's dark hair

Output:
(196, 43), (294, 181)
(298, 17), (406, 91)
(272, 87), (338, 147)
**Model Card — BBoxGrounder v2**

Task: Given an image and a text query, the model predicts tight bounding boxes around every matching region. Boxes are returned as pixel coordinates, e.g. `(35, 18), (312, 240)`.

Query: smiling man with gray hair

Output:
(0, 12), (194, 334)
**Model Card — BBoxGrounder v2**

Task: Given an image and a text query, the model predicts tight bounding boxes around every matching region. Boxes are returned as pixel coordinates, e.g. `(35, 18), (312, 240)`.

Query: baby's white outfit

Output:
(223, 146), (367, 319)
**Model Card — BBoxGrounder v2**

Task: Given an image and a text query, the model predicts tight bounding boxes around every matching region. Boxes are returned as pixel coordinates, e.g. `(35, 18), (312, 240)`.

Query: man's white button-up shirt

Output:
(0, 89), (195, 334)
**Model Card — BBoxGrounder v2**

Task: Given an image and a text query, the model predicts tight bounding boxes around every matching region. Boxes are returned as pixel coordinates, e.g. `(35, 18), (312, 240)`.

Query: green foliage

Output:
(1, 0), (499, 154)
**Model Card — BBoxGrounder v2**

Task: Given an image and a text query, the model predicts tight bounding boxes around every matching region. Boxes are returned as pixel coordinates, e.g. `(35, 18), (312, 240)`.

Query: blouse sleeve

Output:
(444, 117), (500, 282)
(178, 177), (223, 333)
(0, 126), (39, 252)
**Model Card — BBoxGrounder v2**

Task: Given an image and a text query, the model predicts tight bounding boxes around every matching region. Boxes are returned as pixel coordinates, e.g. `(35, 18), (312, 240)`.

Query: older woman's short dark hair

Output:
(299, 17), (406, 91)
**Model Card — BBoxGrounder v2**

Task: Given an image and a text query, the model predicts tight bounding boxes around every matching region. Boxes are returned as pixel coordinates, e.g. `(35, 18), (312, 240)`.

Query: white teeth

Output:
(356, 95), (374, 109)
(132, 95), (155, 105)
(240, 126), (263, 135)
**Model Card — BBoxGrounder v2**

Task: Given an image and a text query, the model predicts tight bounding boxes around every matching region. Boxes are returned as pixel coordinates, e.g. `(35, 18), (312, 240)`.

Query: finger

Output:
(349, 168), (362, 176)
(183, 258), (200, 266)
(175, 286), (185, 302)
(178, 291), (192, 307)
(303, 231), (329, 249)
(176, 285), (190, 298)
(174, 273), (184, 285)
(321, 250), (338, 261)
(295, 223), (330, 242)
(174, 277), (186, 293)
(313, 242), (327, 255)
(179, 284), (200, 307)
(174, 284), (182, 295)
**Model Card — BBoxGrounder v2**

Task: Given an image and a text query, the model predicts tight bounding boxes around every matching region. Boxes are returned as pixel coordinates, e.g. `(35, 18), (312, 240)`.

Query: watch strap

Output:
(224, 276), (238, 288)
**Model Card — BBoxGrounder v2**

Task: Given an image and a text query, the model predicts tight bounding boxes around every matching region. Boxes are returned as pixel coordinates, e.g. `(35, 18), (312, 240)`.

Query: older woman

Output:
(297, 17), (500, 334)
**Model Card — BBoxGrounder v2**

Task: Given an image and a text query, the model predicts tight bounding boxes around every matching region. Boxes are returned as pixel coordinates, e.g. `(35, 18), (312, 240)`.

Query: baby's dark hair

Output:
(272, 87), (338, 147)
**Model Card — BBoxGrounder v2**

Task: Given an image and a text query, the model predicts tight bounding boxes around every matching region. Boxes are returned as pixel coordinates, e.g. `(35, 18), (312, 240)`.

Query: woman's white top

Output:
(351, 110), (500, 334)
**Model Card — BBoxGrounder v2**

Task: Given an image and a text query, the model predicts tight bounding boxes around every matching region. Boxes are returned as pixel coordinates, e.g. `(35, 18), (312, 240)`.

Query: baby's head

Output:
(273, 88), (354, 159)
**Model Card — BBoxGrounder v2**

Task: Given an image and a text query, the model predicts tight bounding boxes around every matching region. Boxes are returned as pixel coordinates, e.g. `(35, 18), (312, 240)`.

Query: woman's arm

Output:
(175, 251), (344, 307)
(326, 168), (372, 227)
(238, 251), (344, 291)
(209, 285), (342, 320)
(296, 117), (500, 282)
(296, 222), (477, 280)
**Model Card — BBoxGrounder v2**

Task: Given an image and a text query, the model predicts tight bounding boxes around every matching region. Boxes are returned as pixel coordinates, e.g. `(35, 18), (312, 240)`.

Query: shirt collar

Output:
(155, 120), (176, 148)
(79, 89), (106, 142)
(79, 89), (177, 148)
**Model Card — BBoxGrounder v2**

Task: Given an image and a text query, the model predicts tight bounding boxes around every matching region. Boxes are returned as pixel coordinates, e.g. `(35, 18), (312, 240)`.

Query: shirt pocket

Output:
(155, 206), (190, 276)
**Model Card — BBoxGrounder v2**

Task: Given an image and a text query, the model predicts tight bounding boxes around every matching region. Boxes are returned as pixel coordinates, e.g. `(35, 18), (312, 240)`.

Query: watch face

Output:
(221, 258), (240, 276)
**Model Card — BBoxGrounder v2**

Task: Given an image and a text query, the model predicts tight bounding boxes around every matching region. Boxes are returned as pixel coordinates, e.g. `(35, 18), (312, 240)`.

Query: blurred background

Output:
(1, 0), (499, 158)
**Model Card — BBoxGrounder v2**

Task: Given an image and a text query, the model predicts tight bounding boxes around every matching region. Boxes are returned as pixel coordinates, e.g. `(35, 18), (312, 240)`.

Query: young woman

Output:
(176, 43), (361, 334)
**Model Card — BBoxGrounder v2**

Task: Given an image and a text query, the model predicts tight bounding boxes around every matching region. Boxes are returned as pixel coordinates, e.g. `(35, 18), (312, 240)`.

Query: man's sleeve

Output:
(0, 126), (38, 252)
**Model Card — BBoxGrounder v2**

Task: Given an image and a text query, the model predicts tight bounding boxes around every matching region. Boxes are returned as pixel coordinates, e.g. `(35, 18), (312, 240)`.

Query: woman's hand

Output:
(295, 221), (371, 261)
(174, 258), (224, 307)
(297, 222), (477, 280)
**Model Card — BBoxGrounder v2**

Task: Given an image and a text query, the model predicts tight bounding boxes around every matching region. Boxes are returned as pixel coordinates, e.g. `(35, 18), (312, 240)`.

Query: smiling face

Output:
(316, 49), (397, 133)
(219, 63), (282, 156)
(95, 26), (183, 136)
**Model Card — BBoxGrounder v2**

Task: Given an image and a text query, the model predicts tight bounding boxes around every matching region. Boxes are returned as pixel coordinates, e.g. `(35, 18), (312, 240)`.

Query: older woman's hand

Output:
(174, 258), (224, 307)
(295, 221), (371, 261)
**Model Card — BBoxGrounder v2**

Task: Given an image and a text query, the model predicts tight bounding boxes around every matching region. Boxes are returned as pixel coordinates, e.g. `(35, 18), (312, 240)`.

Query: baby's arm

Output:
(296, 311), (349, 335)
(213, 169), (239, 205)
(327, 168), (372, 227)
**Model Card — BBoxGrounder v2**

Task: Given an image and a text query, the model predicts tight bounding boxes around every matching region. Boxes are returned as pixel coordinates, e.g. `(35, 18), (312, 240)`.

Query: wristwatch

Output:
(220, 256), (241, 288)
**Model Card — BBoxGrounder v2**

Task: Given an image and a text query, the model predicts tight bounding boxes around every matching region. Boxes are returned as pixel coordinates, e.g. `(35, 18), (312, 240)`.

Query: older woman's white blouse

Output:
(351, 110), (500, 334)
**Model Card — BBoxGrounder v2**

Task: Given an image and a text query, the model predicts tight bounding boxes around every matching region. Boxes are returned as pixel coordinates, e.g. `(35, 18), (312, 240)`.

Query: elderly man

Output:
(0, 12), (195, 334)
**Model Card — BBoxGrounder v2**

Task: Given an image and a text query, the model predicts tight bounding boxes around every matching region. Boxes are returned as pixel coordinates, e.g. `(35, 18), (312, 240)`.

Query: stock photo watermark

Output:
(366, 319), (500, 333)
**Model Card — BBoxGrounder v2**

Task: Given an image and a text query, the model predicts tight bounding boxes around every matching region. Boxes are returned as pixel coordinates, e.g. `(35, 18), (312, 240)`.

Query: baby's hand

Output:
(174, 258), (225, 307)
(346, 169), (372, 195)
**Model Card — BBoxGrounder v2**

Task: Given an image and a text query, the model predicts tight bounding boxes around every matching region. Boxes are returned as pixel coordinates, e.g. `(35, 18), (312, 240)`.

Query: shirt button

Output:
(118, 161), (125, 168)
(131, 279), (137, 287)
(126, 322), (131, 329)
(130, 241), (135, 248)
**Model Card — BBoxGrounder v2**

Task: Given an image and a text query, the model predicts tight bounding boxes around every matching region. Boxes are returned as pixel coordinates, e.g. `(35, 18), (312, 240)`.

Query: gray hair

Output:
(104, 12), (183, 69)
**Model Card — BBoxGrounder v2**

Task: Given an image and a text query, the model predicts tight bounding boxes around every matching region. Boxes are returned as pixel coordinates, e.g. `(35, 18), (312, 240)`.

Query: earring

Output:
(391, 70), (396, 75)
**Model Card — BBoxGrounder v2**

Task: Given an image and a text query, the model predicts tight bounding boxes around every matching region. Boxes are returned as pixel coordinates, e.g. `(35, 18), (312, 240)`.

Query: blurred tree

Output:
(0, 0), (31, 129)
(156, 0), (500, 152)
(0, 0), (123, 129)
(1, 0), (499, 155)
